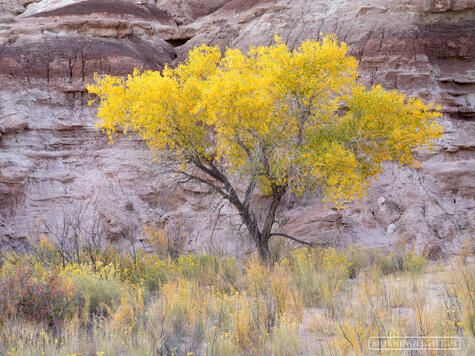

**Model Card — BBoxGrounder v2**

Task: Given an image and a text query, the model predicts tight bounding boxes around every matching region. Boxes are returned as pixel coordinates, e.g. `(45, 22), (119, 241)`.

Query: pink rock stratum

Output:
(0, 0), (474, 256)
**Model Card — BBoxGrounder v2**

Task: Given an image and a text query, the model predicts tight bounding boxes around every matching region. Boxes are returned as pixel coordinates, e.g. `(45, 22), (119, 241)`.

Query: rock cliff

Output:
(0, 0), (474, 256)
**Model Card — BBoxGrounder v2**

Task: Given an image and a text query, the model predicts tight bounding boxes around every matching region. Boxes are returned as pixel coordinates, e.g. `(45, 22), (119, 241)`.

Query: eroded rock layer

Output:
(0, 0), (474, 255)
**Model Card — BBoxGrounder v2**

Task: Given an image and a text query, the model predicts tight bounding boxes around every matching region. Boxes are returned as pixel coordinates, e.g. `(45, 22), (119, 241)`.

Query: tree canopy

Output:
(87, 35), (443, 261)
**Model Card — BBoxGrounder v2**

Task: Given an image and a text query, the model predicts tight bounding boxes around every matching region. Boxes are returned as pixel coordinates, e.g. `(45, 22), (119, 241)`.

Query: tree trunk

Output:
(191, 158), (286, 264)
(240, 208), (272, 263)
(257, 234), (271, 263)
(256, 188), (284, 263)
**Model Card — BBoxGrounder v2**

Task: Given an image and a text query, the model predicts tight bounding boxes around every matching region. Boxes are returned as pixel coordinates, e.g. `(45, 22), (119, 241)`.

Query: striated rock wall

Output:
(0, 0), (474, 256)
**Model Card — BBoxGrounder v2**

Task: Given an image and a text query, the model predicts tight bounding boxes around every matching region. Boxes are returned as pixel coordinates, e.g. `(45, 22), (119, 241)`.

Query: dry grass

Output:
(0, 237), (473, 355)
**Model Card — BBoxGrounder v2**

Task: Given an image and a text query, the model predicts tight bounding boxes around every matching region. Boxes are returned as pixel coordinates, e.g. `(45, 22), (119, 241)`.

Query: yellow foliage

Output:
(87, 34), (443, 207)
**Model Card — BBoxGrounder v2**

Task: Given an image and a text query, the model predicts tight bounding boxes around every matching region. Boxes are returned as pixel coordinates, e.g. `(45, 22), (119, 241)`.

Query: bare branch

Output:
(269, 232), (329, 247)
(170, 169), (232, 201)
(338, 321), (355, 350)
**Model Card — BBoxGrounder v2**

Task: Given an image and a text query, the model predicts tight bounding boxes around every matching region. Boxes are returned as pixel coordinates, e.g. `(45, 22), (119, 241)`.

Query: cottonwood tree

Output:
(87, 35), (443, 262)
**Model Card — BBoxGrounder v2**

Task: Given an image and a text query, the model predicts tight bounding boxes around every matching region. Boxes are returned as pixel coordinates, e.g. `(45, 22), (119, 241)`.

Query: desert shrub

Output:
(95, 252), (242, 294)
(2, 238), (472, 355)
(176, 254), (241, 290)
(345, 246), (380, 278)
(87, 250), (173, 292)
(136, 255), (176, 293)
(27, 235), (65, 267)
(206, 334), (240, 356)
(204, 259), (302, 355)
(470, 313), (475, 337)
(106, 290), (145, 344)
(377, 252), (404, 275)
(270, 265), (303, 319)
(281, 247), (350, 309)
(216, 290), (276, 354)
(344, 247), (426, 277)
(206, 289), (238, 353)
(450, 256), (475, 337)
(0, 265), (76, 328)
(243, 259), (280, 343)
(23, 233), (132, 282)
(147, 279), (207, 355)
(403, 251), (427, 274)
(376, 250), (426, 275)
(223, 290), (301, 354)
(269, 237), (289, 264)
(60, 263), (127, 317)
(268, 317), (301, 356)
(122, 253), (242, 294)
(280, 248), (319, 305)
(143, 225), (182, 259)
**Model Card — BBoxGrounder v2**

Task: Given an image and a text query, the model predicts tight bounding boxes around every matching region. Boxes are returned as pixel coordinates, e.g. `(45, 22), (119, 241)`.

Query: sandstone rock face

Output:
(0, 0), (474, 256)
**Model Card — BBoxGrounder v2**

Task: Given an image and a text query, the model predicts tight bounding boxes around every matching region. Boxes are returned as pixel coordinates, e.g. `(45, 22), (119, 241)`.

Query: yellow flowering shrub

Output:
(59, 263), (128, 316)
(1, 244), (474, 355)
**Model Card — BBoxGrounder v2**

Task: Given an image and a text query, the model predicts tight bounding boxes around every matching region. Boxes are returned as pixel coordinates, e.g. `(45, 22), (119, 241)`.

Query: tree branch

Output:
(192, 156), (262, 241)
(171, 169), (232, 201)
(192, 156), (227, 185)
(261, 185), (286, 239)
(235, 133), (252, 159)
(269, 232), (329, 247)
(345, 137), (387, 147)
(243, 178), (256, 210)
